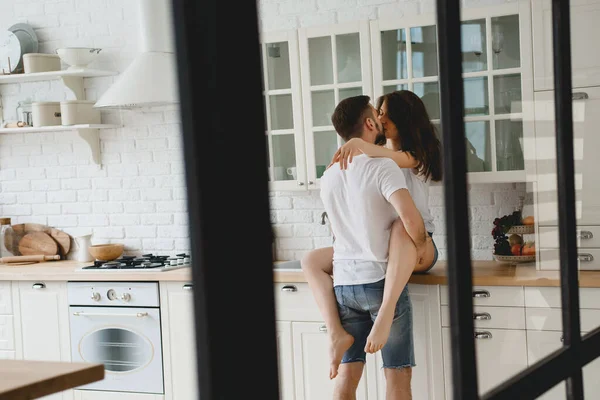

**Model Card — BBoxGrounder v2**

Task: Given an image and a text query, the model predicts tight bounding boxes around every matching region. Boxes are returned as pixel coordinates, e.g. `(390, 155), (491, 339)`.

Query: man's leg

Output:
(365, 219), (435, 353)
(301, 247), (354, 379)
(333, 362), (365, 400)
(384, 367), (412, 400)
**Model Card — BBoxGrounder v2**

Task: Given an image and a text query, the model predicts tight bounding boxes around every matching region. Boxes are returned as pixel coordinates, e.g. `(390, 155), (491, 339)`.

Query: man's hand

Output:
(330, 138), (366, 170)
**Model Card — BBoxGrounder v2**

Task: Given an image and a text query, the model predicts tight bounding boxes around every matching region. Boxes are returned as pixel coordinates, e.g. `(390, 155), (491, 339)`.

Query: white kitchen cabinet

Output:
(159, 282), (198, 400)
(442, 327), (528, 398)
(366, 284), (445, 400)
(73, 390), (164, 400)
(292, 321), (369, 400)
(276, 321), (296, 400)
(532, 0), (600, 91)
(298, 21), (373, 190)
(13, 281), (72, 400)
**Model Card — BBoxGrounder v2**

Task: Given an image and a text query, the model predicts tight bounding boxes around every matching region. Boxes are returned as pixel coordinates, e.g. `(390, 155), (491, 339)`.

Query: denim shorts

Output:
(334, 280), (415, 369)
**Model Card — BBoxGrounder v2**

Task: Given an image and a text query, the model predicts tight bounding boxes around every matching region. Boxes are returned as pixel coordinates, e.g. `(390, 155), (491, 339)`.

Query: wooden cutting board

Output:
(18, 232), (59, 256)
(4, 224), (71, 257)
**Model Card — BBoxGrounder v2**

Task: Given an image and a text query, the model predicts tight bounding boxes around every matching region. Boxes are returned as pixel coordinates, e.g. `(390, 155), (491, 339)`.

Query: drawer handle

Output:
(578, 253), (594, 262)
(578, 231), (594, 240)
(572, 92), (589, 101)
(473, 312), (491, 321)
(560, 335), (564, 343)
(474, 331), (493, 340)
(319, 325), (327, 333)
(473, 290), (490, 298)
(281, 285), (297, 292)
(32, 283), (45, 290)
(182, 284), (193, 290)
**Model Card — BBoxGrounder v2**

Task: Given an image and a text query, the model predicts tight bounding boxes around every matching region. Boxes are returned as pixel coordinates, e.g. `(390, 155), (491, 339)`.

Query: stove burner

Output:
(81, 253), (191, 271)
(100, 261), (125, 269)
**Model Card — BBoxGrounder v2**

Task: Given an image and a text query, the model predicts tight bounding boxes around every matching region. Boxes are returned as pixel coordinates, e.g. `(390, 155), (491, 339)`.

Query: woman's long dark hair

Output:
(376, 90), (442, 182)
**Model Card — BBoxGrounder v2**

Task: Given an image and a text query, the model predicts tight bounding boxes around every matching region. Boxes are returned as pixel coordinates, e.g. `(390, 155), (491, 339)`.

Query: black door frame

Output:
(170, 0), (600, 398)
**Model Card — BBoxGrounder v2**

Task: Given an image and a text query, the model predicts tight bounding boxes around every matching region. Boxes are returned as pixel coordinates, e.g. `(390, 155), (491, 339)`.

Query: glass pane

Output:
(309, 36), (333, 85)
(272, 135), (297, 181)
(312, 90), (335, 126)
(381, 29), (408, 80)
(411, 25), (438, 78)
(464, 77), (489, 116)
(339, 87), (363, 102)
(336, 33), (362, 83)
(266, 42), (291, 90)
(465, 121), (491, 172)
(413, 82), (440, 119)
(314, 131), (339, 178)
(492, 15), (520, 70)
(496, 119), (524, 171)
(494, 74), (522, 114)
(269, 94), (293, 130)
(81, 328), (151, 372)
(462, 19), (487, 72)
(383, 84), (408, 94)
(266, 137), (272, 182)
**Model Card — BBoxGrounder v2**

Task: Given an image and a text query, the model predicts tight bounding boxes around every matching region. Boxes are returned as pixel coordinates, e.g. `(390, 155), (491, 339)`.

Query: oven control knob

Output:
(107, 289), (117, 301)
(91, 292), (101, 302)
(120, 293), (131, 302)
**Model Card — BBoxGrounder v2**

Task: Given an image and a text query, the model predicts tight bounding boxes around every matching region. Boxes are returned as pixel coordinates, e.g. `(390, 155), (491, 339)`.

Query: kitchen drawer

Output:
(539, 248), (600, 270)
(0, 315), (14, 350)
(526, 307), (600, 331)
(539, 225), (600, 248)
(274, 282), (322, 321)
(0, 350), (15, 360)
(525, 286), (600, 309)
(0, 282), (12, 314)
(440, 285), (524, 307)
(441, 305), (525, 330)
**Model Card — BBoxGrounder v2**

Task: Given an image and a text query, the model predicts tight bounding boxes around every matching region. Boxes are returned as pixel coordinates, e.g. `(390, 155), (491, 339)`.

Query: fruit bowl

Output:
(506, 225), (535, 235)
(494, 254), (536, 263)
(55, 47), (102, 70)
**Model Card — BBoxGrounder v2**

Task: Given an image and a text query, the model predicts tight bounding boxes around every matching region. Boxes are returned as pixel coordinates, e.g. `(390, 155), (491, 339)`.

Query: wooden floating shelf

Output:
(0, 69), (118, 84)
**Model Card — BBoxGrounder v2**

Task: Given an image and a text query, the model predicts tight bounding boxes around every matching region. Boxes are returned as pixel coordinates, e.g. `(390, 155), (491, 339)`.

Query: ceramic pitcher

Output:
(73, 234), (93, 262)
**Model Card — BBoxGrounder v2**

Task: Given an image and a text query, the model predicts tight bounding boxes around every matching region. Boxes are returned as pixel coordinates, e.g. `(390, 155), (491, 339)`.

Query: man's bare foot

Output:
(365, 312), (393, 354)
(329, 331), (354, 379)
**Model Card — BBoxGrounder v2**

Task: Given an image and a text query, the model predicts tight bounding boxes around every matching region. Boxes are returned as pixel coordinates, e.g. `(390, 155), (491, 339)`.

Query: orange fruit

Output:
(511, 244), (523, 256)
(522, 216), (534, 225)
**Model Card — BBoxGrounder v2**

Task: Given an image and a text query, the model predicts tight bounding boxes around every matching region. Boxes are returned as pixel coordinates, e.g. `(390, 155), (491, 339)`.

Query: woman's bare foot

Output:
(365, 311), (394, 354)
(329, 331), (354, 379)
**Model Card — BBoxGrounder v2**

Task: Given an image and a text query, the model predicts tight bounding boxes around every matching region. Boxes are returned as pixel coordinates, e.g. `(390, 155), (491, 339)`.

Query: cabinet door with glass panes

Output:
(298, 21), (373, 189)
(261, 30), (308, 191)
(371, 2), (534, 183)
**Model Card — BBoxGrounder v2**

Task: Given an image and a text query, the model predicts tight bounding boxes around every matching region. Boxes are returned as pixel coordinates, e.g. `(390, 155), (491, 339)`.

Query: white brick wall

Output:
(0, 0), (522, 260)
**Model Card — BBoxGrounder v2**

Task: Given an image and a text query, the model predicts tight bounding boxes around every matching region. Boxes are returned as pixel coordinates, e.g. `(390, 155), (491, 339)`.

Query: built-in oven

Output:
(68, 282), (164, 394)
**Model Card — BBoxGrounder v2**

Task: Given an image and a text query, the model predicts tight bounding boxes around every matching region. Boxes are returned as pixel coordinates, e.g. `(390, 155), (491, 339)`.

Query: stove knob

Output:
(91, 292), (101, 302)
(121, 293), (131, 302)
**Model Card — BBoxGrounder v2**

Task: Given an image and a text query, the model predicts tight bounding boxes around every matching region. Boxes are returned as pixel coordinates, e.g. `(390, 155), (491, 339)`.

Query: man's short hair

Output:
(331, 95), (373, 142)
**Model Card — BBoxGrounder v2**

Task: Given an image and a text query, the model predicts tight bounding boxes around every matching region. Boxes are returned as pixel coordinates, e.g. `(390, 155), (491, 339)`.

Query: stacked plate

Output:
(0, 23), (39, 73)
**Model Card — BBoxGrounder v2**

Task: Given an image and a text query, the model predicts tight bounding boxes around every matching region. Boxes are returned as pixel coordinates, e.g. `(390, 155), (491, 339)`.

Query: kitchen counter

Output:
(273, 260), (600, 288)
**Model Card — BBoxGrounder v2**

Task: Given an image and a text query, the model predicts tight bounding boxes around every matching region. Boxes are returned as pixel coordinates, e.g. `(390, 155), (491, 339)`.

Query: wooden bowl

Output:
(88, 244), (124, 261)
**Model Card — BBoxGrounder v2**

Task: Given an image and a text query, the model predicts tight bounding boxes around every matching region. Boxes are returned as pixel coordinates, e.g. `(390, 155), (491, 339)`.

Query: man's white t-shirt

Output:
(320, 154), (409, 286)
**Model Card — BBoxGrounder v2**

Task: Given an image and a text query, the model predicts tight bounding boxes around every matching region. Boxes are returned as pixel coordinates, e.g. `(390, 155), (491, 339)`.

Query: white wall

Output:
(0, 0), (526, 260)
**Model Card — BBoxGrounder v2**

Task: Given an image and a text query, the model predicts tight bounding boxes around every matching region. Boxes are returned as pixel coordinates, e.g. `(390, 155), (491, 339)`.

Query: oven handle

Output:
(72, 312), (149, 318)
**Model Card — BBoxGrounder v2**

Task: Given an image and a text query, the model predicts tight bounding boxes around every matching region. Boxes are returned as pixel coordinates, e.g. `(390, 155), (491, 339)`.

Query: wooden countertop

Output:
(273, 260), (600, 288)
(0, 260), (193, 281)
(0, 360), (104, 400)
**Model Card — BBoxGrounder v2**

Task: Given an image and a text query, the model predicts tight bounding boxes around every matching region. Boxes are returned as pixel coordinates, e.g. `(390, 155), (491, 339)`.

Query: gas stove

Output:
(77, 253), (191, 272)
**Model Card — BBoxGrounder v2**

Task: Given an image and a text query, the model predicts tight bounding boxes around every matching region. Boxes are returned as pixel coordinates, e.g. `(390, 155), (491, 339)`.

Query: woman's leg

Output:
(301, 247), (354, 379)
(365, 219), (436, 353)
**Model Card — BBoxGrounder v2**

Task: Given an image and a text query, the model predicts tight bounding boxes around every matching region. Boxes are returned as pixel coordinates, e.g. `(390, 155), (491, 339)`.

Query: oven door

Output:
(69, 306), (164, 394)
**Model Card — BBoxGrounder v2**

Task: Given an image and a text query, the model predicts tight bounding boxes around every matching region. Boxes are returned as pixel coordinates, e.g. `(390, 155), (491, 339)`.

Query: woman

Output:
(301, 90), (443, 380)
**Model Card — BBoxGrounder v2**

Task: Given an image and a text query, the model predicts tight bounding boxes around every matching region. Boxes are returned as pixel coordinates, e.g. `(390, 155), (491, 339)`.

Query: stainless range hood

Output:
(94, 0), (179, 109)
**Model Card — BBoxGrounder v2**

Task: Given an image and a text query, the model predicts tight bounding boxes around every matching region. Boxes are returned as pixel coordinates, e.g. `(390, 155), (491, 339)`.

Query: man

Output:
(320, 95), (430, 399)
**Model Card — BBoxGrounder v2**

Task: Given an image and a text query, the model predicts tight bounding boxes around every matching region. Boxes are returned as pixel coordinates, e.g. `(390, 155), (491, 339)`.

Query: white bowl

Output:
(55, 47), (102, 70)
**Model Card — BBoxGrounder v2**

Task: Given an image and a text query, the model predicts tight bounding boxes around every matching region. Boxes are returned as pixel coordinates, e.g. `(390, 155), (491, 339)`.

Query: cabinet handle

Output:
(182, 284), (193, 290)
(297, 182), (304, 186)
(473, 312), (491, 321)
(281, 285), (297, 292)
(578, 231), (594, 240)
(472, 290), (490, 298)
(572, 92), (589, 100)
(578, 253), (594, 262)
(560, 335), (564, 343)
(319, 325), (327, 333)
(308, 181), (314, 185)
(32, 283), (45, 290)
(474, 331), (493, 340)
